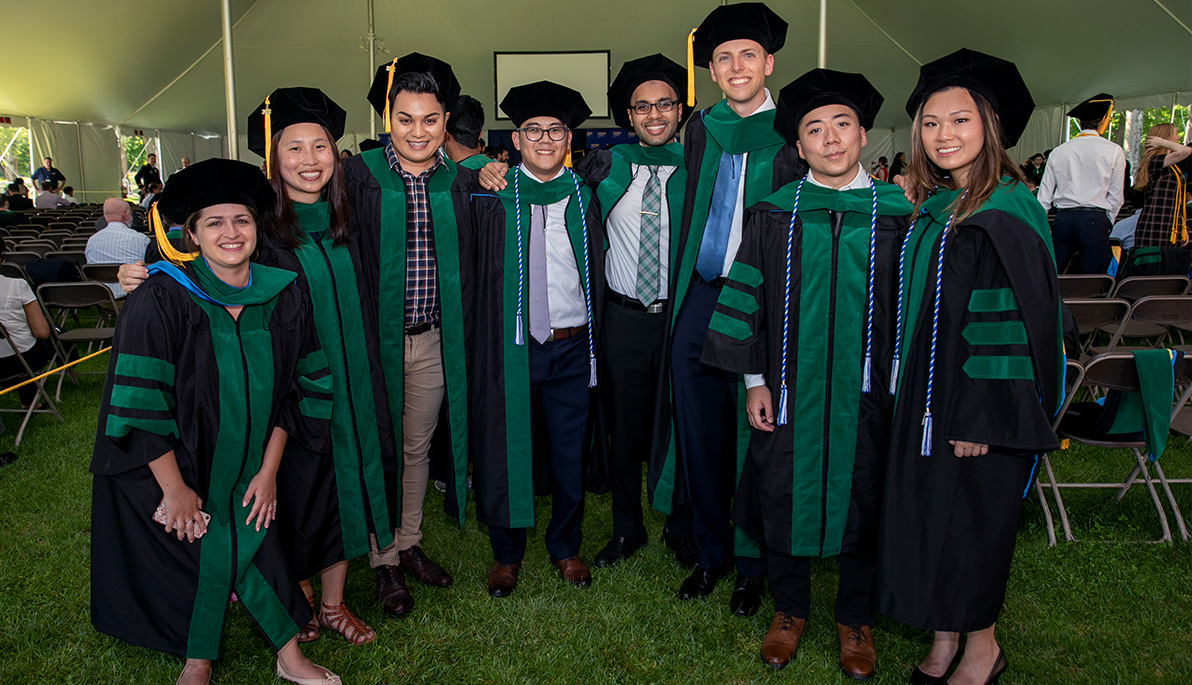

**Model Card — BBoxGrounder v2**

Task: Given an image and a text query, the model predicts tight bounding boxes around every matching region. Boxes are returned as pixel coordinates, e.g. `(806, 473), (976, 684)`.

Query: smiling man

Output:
(564, 54), (695, 570)
(660, 1), (806, 617)
(458, 81), (605, 598)
(342, 53), (472, 619)
(701, 69), (912, 675)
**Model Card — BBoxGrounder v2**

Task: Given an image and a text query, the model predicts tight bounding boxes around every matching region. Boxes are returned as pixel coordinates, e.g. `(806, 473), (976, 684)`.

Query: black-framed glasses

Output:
(631, 99), (677, 115)
(517, 126), (569, 142)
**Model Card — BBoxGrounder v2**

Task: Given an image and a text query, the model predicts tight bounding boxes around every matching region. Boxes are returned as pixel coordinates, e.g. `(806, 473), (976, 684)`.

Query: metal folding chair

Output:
(1065, 298), (1130, 359)
(1058, 274), (1115, 299)
(1110, 275), (1191, 302)
(1035, 359), (1086, 547)
(1048, 353), (1192, 543)
(36, 282), (118, 398)
(0, 322), (64, 447)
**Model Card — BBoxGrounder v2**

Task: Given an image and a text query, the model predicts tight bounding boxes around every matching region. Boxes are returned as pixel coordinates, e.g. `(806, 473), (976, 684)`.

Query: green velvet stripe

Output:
(968, 288), (1018, 313)
(109, 384), (174, 411)
(299, 396), (333, 420)
(717, 285), (759, 315)
(727, 261), (764, 289)
(114, 353), (175, 385)
(104, 415), (178, 439)
(961, 320), (1028, 346)
(708, 310), (752, 341)
(962, 355), (1035, 380)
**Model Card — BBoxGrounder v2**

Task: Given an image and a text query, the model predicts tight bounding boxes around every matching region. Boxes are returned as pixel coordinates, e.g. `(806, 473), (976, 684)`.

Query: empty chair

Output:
(36, 282), (118, 397)
(13, 244), (51, 257)
(1110, 275), (1191, 302)
(1058, 274), (1115, 299)
(47, 251), (86, 264)
(81, 263), (121, 284)
(1108, 296), (1192, 352)
(1065, 298), (1131, 358)
(3, 251), (44, 267)
(46, 222), (76, 232)
(0, 320), (63, 447)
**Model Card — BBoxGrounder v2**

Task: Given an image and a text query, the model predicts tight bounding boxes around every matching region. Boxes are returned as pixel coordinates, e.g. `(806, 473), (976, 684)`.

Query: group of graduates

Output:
(88, 3), (1064, 684)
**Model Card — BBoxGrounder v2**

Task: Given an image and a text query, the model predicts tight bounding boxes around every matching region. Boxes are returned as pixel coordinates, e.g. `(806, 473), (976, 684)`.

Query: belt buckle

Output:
(645, 301), (665, 314)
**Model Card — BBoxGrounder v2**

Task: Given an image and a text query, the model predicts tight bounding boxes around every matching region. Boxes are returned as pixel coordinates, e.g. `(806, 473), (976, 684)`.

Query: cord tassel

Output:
(920, 412), (933, 456)
(588, 353), (597, 388)
(686, 28), (698, 107)
(777, 384), (789, 426)
(262, 97), (273, 179)
(861, 354), (872, 393)
(383, 58), (398, 134)
(151, 202), (196, 265)
(514, 312), (525, 346)
(889, 355), (900, 393)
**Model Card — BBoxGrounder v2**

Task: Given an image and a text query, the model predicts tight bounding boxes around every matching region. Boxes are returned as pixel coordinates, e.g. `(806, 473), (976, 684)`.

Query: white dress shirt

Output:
(720, 88), (777, 276)
(744, 164), (872, 389)
(525, 167), (588, 328)
(1036, 131), (1126, 220)
(605, 156), (677, 301)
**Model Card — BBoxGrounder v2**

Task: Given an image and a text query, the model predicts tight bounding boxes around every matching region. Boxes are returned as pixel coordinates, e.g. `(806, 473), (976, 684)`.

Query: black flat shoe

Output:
(909, 647), (962, 684)
(728, 574), (765, 617)
(593, 534), (647, 568)
(677, 566), (728, 600)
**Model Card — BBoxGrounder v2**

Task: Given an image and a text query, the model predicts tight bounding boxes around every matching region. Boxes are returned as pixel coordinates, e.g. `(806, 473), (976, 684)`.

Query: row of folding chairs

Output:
(1066, 295), (1192, 360)
(1035, 353), (1192, 546)
(0, 277), (120, 445)
(1058, 274), (1191, 301)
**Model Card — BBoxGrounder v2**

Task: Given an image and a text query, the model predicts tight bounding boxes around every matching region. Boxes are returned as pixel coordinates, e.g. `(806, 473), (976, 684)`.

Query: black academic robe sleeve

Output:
(936, 212), (1061, 453)
(699, 202), (774, 375)
(572, 149), (612, 188)
(274, 287), (333, 455)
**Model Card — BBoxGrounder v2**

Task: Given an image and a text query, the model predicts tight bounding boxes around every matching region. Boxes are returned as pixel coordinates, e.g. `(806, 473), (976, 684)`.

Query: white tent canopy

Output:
(3, 0), (1189, 197)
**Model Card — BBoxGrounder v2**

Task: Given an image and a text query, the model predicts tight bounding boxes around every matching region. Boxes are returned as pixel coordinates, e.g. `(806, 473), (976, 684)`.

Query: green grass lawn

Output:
(1, 356), (1191, 684)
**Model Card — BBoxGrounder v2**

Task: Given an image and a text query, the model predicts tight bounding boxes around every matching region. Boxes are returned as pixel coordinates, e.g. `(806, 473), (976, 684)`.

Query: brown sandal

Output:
(297, 588), (320, 643)
(319, 602), (376, 645)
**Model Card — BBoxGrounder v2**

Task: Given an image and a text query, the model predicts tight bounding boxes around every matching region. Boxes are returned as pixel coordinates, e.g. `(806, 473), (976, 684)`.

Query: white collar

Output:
(522, 165), (566, 183)
(806, 164), (871, 191)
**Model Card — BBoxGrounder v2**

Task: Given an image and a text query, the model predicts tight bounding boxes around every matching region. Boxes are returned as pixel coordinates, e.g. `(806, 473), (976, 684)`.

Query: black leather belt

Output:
(607, 288), (667, 314)
(545, 324), (586, 342)
(404, 321), (439, 335)
(693, 273), (727, 291)
(1056, 206), (1106, 213)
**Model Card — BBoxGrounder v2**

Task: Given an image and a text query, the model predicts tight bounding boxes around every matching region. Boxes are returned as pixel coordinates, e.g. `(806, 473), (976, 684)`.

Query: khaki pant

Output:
(368, 327), (444, 568)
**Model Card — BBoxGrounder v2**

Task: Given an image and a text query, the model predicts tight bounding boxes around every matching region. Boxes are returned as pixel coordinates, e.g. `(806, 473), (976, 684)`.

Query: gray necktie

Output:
(529, 205), (551, 344)
(636, 166), (662, 303)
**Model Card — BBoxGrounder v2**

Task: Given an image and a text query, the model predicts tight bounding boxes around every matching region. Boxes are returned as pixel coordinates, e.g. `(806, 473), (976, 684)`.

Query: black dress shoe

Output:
(729, 574), (765, 616)
(661, 526), (699, 568)
(593, 534), (647, 568)
(677, 566), (727, 600)
(909, 647), (963, 684)
(375, 564), (413, 616)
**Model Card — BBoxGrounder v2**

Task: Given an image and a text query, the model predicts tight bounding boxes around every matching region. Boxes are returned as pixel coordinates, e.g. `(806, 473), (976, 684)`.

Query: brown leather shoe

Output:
(837, 623), (877, 681)
(487, 561), (520, 597)
(551, 556), (592, 587)
(760, 611), (806, 670)
(399, 545), (453, 587)
(375, 564), (413, 616)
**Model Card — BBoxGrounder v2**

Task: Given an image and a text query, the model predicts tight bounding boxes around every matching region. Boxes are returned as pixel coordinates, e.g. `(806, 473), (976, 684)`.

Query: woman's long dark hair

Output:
(264, 125), (352, 249)
(905, 87), (1026, 223)
(889, 151), (906, 178)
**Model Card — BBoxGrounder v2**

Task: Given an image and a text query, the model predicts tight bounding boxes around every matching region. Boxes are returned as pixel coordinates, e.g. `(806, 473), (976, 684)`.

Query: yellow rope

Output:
(1171, 164), (1187, 245)
(151, 202), (197, 265)
(686, 28), (698, 108)
(0, 346), (111, 397)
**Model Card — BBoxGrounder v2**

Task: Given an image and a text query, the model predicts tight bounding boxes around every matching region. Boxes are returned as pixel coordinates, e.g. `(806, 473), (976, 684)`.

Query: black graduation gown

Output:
(342, 150), (472, 524)
(90, 264), (332, 660)
(648, 100), (807, 520)
(701, 179), (911, 557)
(876, 182), (1063, 633)
(258, 201), (399, 579)
(571, 143), (687, 494)
(457, 165), (606, 529)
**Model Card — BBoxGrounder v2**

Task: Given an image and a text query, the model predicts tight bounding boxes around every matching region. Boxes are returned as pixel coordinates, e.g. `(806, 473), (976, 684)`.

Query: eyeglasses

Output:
(631, 99), (677, 116)
(516, 126), (569, 142)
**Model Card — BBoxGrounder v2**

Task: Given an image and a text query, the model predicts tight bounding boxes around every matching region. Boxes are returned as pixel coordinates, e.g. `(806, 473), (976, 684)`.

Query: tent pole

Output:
(76, 123), (85, 198)
(368, 0), (377, 140)
(817, 0), (828, 68)
(221, 0), (239, 160)
(26, 118), (33, 177)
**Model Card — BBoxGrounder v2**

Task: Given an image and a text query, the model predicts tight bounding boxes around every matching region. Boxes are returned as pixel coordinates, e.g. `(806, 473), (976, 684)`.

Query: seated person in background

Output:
(85, 198), (151, 298)
(0, 239), (54, 407)
(140, 182), (162, 208)
(6, 184), (32, 211)
(61, 186), (78, 205)
(0, 195), (23, 227)
(34, 182), (71, 209)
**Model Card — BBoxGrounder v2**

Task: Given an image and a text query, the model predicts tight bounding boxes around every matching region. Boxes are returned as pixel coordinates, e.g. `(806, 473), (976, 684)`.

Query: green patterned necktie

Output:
(636, 166), (662, 303)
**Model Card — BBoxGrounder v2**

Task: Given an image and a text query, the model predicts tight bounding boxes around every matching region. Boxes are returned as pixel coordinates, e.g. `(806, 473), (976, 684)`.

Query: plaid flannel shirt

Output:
(386, 143), (443, 327)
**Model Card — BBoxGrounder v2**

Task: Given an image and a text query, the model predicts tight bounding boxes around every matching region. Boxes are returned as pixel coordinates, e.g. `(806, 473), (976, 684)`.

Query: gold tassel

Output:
(151, 202), (197, 265)
(564, 148), (572, 168)
(686, 28), (698, 107)
(262, 97), (272, 180)
(383, 58), (399, 134)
